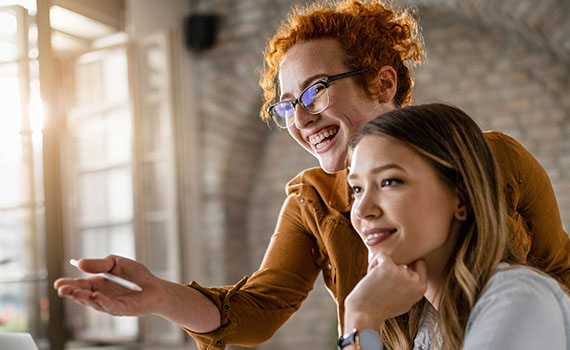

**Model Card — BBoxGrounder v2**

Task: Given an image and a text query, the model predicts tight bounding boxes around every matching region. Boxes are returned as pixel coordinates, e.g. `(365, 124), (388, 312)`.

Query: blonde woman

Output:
(344, 103), (570, 350)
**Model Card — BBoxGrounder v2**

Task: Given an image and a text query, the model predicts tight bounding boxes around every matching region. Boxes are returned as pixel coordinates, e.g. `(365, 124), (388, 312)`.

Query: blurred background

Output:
(0, 0), (568, 349)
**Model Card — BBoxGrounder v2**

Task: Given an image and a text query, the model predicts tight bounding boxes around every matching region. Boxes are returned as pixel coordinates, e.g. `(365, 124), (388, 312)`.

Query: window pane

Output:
(106, 107), (132, 164)
(0, 63), (21, 135)
(81, 227), (108, 258)
(75, 115), (106, 165)
(102, 51), (128, 104)
(0, 9), (20, 62)
(81, 225), (134, 259)
(74, 60), (102, 107)
(77, 168), (131, 225)
(0, 136), (26, 207)
(78, 172), (106, 224)
(0, 209), (35, 278)
(109, 225), (135, 259)
(107, 168), (133, 222)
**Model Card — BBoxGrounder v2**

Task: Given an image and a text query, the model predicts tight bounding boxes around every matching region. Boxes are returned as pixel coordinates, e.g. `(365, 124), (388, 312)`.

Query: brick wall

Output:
(186, 1), (570, 349)
(411, 5), (570, 231)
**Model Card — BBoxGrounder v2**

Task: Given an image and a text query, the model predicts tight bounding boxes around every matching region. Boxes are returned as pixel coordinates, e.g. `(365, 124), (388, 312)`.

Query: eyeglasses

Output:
(267, 69), (369, 128)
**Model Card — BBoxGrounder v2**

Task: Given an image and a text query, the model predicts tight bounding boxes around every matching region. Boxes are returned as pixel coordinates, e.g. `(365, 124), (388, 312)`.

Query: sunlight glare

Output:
(0, 75), (22, 135)
(0, 12), (17, 35)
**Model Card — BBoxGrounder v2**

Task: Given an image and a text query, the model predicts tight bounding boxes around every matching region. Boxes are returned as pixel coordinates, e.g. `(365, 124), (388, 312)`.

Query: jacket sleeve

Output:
(514, 137), (570, 286)
(487, 132), (570, 287)
(182, 192), (322, 349)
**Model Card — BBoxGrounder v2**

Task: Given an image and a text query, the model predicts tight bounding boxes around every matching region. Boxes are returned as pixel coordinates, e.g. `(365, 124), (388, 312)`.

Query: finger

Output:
(368, 252), (389, 272)
(376, 252), (395, 268)
(69, 288), (96, 303)
(408, 259), (428, 282)
(54, 277), (74, 289)
(78, 255), (117, 274)
(54, 277), (94, 291)
(57, 285), (77, 297)
(368, 257), (379, 272)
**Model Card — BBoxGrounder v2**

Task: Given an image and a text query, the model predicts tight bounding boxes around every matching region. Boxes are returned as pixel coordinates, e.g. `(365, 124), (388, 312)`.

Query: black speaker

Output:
(184, 14), (217, 51)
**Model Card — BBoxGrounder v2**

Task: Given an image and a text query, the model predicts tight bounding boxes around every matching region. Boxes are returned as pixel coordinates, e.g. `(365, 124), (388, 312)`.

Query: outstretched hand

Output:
(54, 255), (166, 317)
(343, 253), (427, 331)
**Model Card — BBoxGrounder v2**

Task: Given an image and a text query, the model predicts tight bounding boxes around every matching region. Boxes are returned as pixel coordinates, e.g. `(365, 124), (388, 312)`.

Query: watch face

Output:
(358, 329), (383, 350)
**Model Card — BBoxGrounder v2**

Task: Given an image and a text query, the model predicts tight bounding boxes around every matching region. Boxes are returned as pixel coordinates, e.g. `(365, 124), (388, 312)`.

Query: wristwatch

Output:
(338, 328), (383, 350)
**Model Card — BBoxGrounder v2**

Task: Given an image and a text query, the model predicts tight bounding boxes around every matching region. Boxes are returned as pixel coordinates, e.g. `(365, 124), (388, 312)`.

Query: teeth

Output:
(316, 139), (331, 149)
(309, 128), (338, 145)
(365, 231), (394, 244)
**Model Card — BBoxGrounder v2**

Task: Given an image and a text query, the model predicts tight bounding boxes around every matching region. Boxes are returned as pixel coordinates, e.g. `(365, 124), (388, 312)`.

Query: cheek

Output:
(406, 197), (454, 241)
(288, 127), (308, 147)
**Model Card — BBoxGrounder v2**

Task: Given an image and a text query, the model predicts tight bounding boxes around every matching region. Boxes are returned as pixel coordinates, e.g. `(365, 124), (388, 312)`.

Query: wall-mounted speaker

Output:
(184, 14), (217, 51)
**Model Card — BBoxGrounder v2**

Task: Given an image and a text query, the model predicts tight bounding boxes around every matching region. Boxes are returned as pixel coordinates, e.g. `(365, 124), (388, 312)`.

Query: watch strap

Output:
(338, 329), (358, 349)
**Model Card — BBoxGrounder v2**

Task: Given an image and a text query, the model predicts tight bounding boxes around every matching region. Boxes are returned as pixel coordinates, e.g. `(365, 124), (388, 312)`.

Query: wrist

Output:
(343, 308), (384, 333)
(152, 278), (173, 316)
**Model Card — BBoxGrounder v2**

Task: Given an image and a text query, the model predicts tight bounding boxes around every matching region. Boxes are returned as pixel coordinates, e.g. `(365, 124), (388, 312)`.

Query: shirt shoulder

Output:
(465, 265), (570, 349)
(285, 167), (352, 212)
(483, 131), (526, 164)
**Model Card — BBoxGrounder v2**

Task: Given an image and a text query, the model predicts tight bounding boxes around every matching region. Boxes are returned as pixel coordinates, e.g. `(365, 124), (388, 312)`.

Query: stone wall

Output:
(185, 1), (570, 349)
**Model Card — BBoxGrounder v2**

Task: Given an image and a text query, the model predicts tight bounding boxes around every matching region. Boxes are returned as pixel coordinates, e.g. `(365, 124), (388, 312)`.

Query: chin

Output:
(319, 157), (347, 174)
(320, 163), (344, 174)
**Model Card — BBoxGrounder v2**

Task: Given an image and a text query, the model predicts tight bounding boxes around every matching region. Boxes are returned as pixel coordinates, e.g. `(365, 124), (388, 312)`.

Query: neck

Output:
(423, 222), (462, 310)
(424, 256), (448, 311)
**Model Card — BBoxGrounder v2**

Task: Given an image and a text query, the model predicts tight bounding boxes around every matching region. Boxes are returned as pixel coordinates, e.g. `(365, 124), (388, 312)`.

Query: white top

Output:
(413, 264), (570, 350)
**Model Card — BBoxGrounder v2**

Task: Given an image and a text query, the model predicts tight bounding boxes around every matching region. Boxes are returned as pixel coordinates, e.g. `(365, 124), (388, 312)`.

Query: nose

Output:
(353, 190), (382, 221)
(293, 103), (317, 129)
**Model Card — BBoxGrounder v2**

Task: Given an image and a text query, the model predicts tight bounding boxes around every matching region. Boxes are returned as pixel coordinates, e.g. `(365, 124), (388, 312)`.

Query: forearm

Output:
(157, 279), (221, 333)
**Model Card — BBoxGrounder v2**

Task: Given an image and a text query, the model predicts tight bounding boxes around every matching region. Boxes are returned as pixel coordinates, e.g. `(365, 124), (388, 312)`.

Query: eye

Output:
(348, 185), (363, 198)
(313, 84), (326, 96)
(381, 178), (403, 187)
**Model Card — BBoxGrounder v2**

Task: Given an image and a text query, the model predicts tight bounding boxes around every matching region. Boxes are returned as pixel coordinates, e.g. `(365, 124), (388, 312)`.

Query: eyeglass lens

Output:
(272, 82), (328, 127)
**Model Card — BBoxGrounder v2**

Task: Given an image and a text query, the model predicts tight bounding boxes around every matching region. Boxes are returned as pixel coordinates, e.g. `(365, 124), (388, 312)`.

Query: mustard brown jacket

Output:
(185, 131), (570, 349)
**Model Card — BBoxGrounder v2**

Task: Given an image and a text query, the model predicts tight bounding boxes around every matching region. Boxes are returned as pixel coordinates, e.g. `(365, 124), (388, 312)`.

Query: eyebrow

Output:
(347, 163), (406, 180)
(280, 73), (328, 100)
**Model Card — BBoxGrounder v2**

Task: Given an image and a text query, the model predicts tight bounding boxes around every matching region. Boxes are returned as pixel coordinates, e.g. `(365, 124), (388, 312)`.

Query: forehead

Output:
(278, 39), (348, 96)
(349, 135), (427, 174)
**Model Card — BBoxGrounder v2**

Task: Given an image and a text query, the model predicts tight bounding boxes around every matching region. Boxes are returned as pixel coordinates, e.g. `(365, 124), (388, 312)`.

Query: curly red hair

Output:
(259, 0), (424, 122)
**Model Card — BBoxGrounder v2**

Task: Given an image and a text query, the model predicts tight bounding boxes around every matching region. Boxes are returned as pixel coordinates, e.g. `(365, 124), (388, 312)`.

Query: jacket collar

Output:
(328, 168), (353, 213)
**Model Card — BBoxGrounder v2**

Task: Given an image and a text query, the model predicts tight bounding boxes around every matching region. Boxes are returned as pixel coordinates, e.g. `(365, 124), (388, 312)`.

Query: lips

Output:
(363, 229), (397, 246)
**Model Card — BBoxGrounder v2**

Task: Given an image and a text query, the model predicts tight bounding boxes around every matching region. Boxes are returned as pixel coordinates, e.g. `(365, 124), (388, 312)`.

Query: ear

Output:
(368, 65), (397, 104)
(454, 202), (468, 221)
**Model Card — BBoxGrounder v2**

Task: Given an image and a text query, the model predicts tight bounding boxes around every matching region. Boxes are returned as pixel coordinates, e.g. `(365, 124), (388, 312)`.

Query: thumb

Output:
(77, 255), (117, 274)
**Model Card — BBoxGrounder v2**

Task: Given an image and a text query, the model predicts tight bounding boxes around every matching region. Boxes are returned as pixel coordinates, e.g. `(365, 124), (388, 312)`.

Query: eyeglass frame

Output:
(267, 69), (370, 128)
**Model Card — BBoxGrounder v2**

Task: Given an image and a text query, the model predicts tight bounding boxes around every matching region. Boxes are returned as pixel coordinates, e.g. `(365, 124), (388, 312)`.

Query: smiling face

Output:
(348, 134), (462, 267)
(278, 39), (394, 173)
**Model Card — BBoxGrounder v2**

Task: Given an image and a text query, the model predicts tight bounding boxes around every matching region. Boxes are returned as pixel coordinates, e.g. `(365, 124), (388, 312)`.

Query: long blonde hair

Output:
(350, 103), (520, 349)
